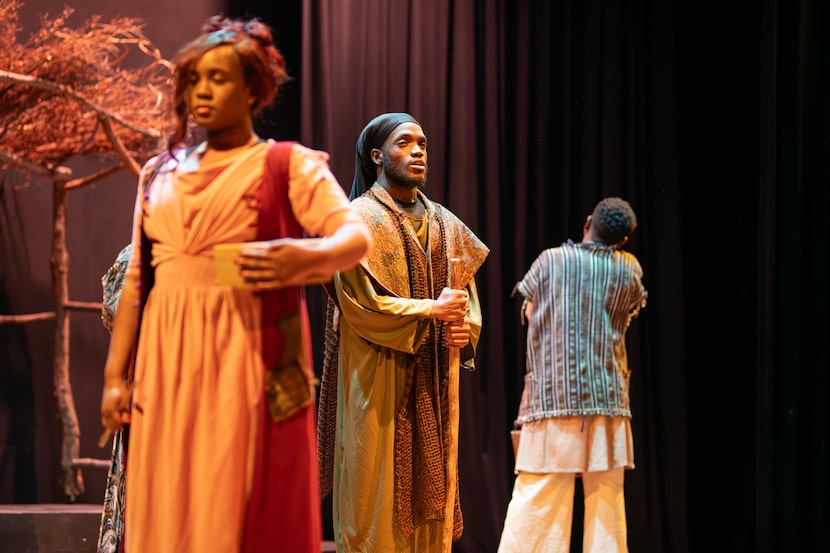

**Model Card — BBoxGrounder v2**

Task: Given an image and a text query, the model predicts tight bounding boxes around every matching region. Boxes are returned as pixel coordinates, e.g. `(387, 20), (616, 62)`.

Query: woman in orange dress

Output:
(99, 16), (371, 553)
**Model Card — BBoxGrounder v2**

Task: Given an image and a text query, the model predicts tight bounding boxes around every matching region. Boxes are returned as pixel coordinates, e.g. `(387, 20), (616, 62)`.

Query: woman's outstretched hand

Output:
(237, 238), (337, 289)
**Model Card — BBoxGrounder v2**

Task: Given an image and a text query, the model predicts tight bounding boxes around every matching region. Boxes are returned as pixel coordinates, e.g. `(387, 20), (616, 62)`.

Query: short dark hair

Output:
(592, 197), (637, 244)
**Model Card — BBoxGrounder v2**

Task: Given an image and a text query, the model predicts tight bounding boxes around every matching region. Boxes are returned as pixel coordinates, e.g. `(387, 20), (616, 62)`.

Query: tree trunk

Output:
(50, 178), (84, 500)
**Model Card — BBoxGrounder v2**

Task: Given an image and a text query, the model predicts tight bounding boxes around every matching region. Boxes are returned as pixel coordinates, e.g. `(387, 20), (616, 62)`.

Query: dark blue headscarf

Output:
(350, 112), (420, 200)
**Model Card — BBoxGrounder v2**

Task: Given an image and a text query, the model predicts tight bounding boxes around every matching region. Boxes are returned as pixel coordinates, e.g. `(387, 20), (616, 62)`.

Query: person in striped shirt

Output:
(498, 197), (648, 553)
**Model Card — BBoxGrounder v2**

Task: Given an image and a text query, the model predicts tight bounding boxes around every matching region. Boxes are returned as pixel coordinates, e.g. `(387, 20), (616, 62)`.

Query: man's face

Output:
(379, 122), (427, 189)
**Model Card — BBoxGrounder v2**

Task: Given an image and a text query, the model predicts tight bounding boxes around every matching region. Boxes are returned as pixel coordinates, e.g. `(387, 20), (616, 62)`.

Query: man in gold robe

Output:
(318, 112), (489, 552)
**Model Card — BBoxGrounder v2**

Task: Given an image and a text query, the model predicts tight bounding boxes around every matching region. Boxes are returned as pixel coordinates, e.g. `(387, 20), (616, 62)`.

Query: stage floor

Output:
(0, 504), (336, 552)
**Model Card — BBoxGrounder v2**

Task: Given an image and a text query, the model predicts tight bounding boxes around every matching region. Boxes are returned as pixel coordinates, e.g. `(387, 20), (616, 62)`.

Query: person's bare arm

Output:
(238, 219), (371, 289)
(523, 299), (533, 323)
(100, 270), (140, 431)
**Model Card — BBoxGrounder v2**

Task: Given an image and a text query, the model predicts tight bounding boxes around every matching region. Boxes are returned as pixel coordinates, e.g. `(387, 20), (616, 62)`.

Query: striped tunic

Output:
(514, 240), (647, 424)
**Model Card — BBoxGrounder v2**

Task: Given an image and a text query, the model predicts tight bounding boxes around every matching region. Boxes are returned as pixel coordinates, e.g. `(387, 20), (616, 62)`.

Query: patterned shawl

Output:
(318, 184), (488, 541)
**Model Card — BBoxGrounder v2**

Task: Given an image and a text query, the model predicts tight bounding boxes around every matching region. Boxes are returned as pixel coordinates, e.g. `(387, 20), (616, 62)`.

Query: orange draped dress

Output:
(123, 141), (353, 553)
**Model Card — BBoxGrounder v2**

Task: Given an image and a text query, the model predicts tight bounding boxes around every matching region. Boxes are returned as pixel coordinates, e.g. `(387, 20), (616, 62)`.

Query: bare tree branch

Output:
(100, 114), (142, 177)
(0, 148), (72, 181)
(64, 164), (126, 191)
(0, 69), (160, 138)
(0, 312), (57, 324)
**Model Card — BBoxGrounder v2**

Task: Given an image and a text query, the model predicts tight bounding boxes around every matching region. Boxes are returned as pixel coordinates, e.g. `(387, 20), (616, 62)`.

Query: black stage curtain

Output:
(297, 1), (682, 551)
(755, 0), (830, 551)
(290, 0), (829, 551)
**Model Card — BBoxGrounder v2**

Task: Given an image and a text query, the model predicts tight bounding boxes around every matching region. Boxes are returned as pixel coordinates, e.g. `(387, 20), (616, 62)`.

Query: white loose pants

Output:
(497, 468), (628, 553)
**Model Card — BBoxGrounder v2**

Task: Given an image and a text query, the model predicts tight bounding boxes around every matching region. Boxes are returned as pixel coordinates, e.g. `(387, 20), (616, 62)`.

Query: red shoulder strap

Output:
(255, 139), (305, 334)
(256, 141), (302, 241)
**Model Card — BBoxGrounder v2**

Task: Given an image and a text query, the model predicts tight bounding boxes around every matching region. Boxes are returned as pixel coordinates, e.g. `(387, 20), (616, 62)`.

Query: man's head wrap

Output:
(350, 112), (421, 200)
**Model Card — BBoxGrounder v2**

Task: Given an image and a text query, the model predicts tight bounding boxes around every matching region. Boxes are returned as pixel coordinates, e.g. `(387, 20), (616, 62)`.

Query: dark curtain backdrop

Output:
(297, 1), (681, 552)
(292, 0), (829, 551)
(2, 0), (828, 552)
(756, 0), (830, 550)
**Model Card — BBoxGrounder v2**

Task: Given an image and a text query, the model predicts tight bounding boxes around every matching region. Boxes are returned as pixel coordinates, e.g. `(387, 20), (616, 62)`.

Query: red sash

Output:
(242, 141), (322, 553)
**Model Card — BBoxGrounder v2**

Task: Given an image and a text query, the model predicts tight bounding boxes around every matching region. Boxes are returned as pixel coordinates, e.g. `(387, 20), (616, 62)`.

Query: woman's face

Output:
(187, 44), (253, 136)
